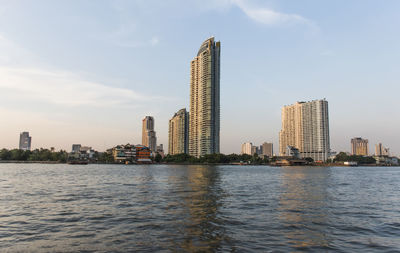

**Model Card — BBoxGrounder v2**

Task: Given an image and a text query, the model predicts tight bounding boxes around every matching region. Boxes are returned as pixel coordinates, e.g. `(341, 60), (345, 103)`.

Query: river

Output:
(0, 164), (399, 252)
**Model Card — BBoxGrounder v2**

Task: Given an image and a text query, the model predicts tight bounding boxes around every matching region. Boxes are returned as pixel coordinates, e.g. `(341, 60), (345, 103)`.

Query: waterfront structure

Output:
(351, 137), (369, 156)
(189, 37), (221, 157)
(168, 108), (189, 155)
(19, 132), (32, 151)
(142, 116), (157, 152)
(261, 142), (273, 157)
(68, 144), (95, 162)
(135, 145), (152, 164)
(110, 144), (151, 164)
(111, 144), (136, 163)
(279, 99), (330, 162)
(375, 143), (390, 156)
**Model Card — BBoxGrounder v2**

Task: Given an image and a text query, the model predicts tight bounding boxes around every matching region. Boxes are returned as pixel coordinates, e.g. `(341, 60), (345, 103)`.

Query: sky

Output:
(0, 0), (399, 155)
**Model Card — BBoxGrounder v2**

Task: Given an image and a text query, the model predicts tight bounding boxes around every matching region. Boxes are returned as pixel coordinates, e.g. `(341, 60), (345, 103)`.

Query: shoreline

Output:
(0, 161), (398, 167)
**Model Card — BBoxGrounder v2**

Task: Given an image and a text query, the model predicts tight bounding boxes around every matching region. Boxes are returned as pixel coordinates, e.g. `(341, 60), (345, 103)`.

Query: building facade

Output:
(241, 142), (254, 155)
(279, 99), (330, 162)
(375, 143), (389, 156)
(189, 37), (221, 157)
(261, 142), (273, 157)
(142, 116), (157, 152)
(19, 132), (32, 151)
(351, 137), (369, 156)
(168, 108), (189, 155)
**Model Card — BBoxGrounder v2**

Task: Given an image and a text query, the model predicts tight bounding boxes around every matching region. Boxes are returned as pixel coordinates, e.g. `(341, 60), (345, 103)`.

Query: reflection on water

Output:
(279, 167), (331, 249)
(165, 165), (228, 252)
(1, 164), (400, 252)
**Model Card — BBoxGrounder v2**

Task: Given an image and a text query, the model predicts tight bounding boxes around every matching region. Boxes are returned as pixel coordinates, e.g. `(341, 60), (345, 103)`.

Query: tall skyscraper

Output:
(189, 37), (221, 157)
(261, 142), (273, 157)
(142, 116), (157, 152)
(279, 99), (330, 162)
(168, 108), (189, 155)
(351, 137), (369, 156)
(19, 132), (32, 151)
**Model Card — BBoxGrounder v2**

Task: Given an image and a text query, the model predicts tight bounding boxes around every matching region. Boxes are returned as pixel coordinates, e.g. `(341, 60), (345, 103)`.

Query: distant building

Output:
(68, 144), (95, 162)
(351, 137), (369, 156)
(19, 132), (32, 151)
(168, 108), (189, 155)
(111, 144), (136, 163)
(279, 99), (330, 162)
(142, 116), (157, 152)
(135, 145), (152, 164)
(156, 144), (165, 158)
(261, 142), (273, 157)
(375, 143), (390, 156)
(241, 142), (254, 155)
(72, 144), (81, 153)
(286, 146), (301, 159)
(189, 37), (221, 157)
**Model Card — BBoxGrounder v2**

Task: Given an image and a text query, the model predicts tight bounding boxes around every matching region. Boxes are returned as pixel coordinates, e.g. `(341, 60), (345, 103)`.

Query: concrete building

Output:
(189, 37), (221, 157)
(375, 143), (390, 156)
(261, 142), (273, 157)
(111, 144), (136, 163)
(142, 116), (157, 152)
(19, 132), (32, 151)
(168, 108), (189, 155)
(68, 144), (95, 162)
(279, 99), (330, 162)
(241, 142), (254, 155)
(351, 137), (369, 156)
(156, 144), (165, 158)
(240, 142), (258, 155)
(286, 146), (301, 159)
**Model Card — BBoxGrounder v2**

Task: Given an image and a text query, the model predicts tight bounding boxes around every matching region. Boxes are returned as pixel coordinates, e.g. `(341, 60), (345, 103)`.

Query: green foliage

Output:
(154, 153), (162, 163)
(333, 152), (376, 164)
(96, 152), (114, 163)
(162, 153), (271, 165)
(0, 148), (68, 162)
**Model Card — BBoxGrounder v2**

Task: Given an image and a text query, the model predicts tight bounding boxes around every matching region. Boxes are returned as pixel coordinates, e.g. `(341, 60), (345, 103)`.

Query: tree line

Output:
(160, 153), (273, 164)
(0, 148), (68, 162)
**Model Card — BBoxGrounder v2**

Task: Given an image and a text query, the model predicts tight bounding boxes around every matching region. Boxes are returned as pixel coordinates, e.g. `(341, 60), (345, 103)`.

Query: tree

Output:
(154, 153), (162, 163)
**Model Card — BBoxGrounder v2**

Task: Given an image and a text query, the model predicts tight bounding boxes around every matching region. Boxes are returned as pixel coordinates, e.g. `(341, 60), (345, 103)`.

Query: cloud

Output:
(0, 66), (161, 108)
(231, 0), (314, 26)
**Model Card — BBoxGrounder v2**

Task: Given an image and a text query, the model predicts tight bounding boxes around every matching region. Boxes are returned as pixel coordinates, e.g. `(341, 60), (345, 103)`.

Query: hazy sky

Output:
(0, 0), (399, 155)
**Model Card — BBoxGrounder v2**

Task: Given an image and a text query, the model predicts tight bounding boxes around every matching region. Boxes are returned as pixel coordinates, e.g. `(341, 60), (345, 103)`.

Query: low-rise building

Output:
(68, 144), (96, 163)
(136, 145), (152, 164)
(112, 144), (136, 163)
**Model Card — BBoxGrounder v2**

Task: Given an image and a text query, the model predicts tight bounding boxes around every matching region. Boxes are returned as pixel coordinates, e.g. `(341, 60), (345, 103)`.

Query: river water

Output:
(0, 164), (399, 252)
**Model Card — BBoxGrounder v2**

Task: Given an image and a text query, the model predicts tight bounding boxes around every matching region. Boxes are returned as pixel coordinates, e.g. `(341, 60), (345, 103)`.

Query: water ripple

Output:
(0, 164), (399, 252)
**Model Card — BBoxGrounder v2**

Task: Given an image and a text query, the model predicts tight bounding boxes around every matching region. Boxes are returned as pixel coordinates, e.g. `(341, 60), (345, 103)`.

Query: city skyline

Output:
(1, 1), (400, 155)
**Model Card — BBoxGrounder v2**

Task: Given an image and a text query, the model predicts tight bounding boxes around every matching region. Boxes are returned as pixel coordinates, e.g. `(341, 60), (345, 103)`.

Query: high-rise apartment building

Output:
(261, 142), (273, 157)
(189, 37), (221, 157)
(142, 116), (157, 152)
(19, 132), (32, 151)
(279, 99), (330, 162)
(351, 137), (368, 156)
(241, 142), (254, 155)
(168, 108), (189, 155)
